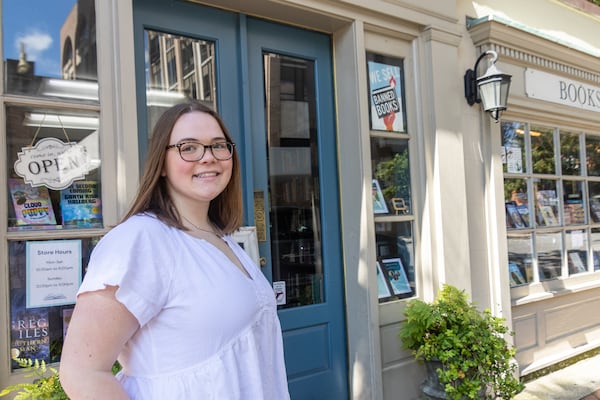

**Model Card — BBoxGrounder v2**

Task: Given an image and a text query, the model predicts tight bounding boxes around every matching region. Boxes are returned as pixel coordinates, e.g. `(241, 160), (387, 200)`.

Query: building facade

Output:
(2, 0), (600, 399)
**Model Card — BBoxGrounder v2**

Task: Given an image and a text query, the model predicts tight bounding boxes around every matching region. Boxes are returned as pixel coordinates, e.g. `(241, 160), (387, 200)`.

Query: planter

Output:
(421, 360), (446, 400)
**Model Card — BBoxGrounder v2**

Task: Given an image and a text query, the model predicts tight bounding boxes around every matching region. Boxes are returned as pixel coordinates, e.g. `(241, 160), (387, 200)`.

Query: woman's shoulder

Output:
(105, 213), (175, 242)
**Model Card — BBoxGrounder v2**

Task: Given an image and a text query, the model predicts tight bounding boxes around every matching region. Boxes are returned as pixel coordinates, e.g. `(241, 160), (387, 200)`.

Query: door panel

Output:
(134, 2), (347, 398)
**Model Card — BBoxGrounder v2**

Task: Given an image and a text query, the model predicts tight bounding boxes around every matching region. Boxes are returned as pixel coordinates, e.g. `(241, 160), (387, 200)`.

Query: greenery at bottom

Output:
(0, 358), (122, 399)
(0, 358), (67, 400)
(399, 284), (524, 399)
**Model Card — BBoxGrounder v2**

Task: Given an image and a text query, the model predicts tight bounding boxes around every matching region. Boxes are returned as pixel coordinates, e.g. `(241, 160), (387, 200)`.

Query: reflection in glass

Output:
(9, 237), (101, 371)
(144, 30), (216, 134)
(501, 121), (527, 174)
(6, 106), (101, 230)
(504, 178), (529, 228)
(566, 230), (588, 275)
(560, 131), (581, 176)
(371, 138), (411, 215)
(3, 0), (98, 101)
(530, 125), (556, 175)
(590, 228), (600, 271)
(536, 231), (563, 281)
(585, 136), (600, 176)
(264, 53), (323, 309)
(375, 221), (414, 301)
(588, 181), (600, 223)
(507, 233), (533, 286)
(533, 179), (560, 227)
(563, 180), (585, 225)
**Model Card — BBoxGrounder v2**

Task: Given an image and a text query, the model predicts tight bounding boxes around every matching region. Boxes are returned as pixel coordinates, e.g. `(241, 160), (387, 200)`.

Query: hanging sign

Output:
(13, 137), (93, 190)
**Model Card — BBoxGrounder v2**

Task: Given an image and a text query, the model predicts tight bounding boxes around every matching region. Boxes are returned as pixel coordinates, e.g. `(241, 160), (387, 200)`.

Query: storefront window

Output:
(8, 237), (100, 371)
(367, 52), (415, 303)
(502, 121), (600, 287)
(6, 106), (101, 230)
(2, 0), (98, 102)
(3, 0), (101, 374)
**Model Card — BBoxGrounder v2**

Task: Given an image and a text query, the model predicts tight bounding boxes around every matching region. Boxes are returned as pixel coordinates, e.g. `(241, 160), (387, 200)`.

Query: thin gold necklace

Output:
(181, 215), (224, 239)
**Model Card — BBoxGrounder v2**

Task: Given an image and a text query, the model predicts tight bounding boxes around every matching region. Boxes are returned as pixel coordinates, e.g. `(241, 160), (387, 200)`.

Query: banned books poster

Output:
(8, 178), (56, 226)
(367, 59), (406, 132)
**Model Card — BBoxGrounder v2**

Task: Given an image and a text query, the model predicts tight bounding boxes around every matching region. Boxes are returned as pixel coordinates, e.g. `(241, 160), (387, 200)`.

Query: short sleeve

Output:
(78, 215), (173, 326)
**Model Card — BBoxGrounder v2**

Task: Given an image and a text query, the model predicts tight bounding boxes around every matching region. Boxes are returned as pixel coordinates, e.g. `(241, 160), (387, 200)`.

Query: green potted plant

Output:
(0, 358), (68, 400)
(398, 284), (523, 400)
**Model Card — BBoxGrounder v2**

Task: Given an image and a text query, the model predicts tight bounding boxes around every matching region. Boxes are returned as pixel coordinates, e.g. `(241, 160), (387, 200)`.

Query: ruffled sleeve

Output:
(77, 214), (173, 326)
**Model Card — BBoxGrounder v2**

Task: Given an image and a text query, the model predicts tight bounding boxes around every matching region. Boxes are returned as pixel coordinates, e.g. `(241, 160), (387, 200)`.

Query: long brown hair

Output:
(123, 102), (243, 234)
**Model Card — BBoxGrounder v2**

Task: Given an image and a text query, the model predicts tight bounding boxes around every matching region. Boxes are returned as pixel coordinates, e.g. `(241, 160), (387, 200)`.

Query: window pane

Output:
(6, 106), (101, 230)
(566, 230), (588, 275)
(536, 231), (563, 281)
(2, 0), (98, 101)
(590, 228), (600, 271)
(531, 125), (556, 175)
(588, 181), (600, 223)
(507, 233), (533, 286)
(144, 30), (216, 135)
(504, 178), (529, 229)
(560, 131), (581, 175)
(264, 53), (323, 309)
(534, 179), (560, 227)
(375, 221), (415, 301)
(371, 138), (411, 216)
(585, 136), (600, 176)
(563, 180), (585, 225)
(9, 237), (100, 371)
(502, 121), (526, 174)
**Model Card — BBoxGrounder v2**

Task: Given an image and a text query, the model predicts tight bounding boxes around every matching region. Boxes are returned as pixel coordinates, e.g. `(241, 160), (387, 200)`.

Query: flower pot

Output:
(420, 360), (447, 399)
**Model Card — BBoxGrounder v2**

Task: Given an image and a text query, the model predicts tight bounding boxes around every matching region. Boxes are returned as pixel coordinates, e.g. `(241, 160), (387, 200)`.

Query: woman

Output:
(60, 102), (290, 399)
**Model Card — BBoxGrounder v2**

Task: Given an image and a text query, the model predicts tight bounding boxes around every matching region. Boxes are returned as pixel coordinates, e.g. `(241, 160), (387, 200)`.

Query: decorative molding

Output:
(468, 19), (600, 85)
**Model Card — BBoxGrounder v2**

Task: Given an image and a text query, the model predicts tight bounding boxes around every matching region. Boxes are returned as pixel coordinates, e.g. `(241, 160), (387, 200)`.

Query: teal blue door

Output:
(133, 1), (348, 398)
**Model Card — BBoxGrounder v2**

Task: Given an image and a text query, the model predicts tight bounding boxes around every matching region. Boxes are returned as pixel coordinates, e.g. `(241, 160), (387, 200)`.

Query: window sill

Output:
(511, 271), (600, 306)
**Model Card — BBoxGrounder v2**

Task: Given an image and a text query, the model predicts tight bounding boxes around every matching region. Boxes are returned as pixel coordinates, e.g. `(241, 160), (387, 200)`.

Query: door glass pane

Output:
(144, 30), (216, 133)
(264, 53), (322, 309)
(2, 0), (98, 101)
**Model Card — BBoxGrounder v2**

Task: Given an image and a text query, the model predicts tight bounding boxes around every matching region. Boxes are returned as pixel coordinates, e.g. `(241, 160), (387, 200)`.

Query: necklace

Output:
(181, 215), (224, 239)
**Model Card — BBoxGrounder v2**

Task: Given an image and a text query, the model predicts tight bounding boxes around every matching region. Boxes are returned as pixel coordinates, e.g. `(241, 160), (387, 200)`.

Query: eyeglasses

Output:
(166, 141), (235, 162)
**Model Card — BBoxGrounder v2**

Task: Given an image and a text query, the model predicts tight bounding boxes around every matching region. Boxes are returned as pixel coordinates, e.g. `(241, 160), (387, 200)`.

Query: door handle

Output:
(259, 256), (267, 266)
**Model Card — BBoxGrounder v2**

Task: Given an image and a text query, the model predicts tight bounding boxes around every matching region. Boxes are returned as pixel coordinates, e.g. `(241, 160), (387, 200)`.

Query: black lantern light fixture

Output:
(464, 50), (512, 122)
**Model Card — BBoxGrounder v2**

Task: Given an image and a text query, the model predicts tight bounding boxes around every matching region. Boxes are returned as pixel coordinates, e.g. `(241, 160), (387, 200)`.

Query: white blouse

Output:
(77, 214), (290, 400)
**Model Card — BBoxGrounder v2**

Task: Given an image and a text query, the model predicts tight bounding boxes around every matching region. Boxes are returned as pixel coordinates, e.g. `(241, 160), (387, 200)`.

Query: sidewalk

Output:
(514, 354), (600, 400)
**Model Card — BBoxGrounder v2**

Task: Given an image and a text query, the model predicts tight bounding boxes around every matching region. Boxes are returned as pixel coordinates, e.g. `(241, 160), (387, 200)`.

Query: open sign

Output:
(14, 137), (93, 190)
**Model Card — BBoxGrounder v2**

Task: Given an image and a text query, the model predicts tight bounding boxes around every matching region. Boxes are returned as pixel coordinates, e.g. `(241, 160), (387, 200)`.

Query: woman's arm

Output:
(60, 286), (139, 400)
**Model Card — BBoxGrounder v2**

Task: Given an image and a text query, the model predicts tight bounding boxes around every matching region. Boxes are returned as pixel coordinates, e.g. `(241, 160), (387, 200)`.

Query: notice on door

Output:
(26, 240), (82, 308)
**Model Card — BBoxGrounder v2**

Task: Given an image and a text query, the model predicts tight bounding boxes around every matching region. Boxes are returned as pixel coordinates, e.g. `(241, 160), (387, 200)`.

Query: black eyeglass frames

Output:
(166, 141), (235, 162)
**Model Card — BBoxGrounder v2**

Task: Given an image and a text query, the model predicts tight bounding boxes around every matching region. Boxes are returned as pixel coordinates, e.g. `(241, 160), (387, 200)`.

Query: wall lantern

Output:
(464, 50), (511, 122)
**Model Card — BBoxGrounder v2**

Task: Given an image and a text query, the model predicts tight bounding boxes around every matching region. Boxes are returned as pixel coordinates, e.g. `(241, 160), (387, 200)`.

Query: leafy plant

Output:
(399, 284), (523, 399)
(1, 358), (122, 399)
(0, 358), (68, 400)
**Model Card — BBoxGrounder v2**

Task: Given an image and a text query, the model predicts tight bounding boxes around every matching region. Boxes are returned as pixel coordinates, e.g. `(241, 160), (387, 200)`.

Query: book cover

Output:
(539, 205), (558, 226)
(376, 262), (392, 299)
(8, 178), (57, 226)
(381, 258), (412, 295)
(509, 262), (526, 286)
(10, 307), (50, 365)
(506, 202), (525, 229)
(60, 181), (103, 228)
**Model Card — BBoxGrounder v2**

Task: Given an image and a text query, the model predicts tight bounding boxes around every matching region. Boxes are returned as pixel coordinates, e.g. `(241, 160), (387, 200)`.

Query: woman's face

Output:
(162, 111), (233, 211)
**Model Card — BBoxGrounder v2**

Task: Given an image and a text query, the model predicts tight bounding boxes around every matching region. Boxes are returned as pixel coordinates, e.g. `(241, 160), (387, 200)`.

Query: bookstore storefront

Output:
(2, 0), (600, 399)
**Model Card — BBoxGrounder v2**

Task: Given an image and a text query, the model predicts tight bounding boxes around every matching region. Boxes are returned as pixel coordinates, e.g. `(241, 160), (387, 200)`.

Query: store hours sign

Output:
(14, 137), (93, 190)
